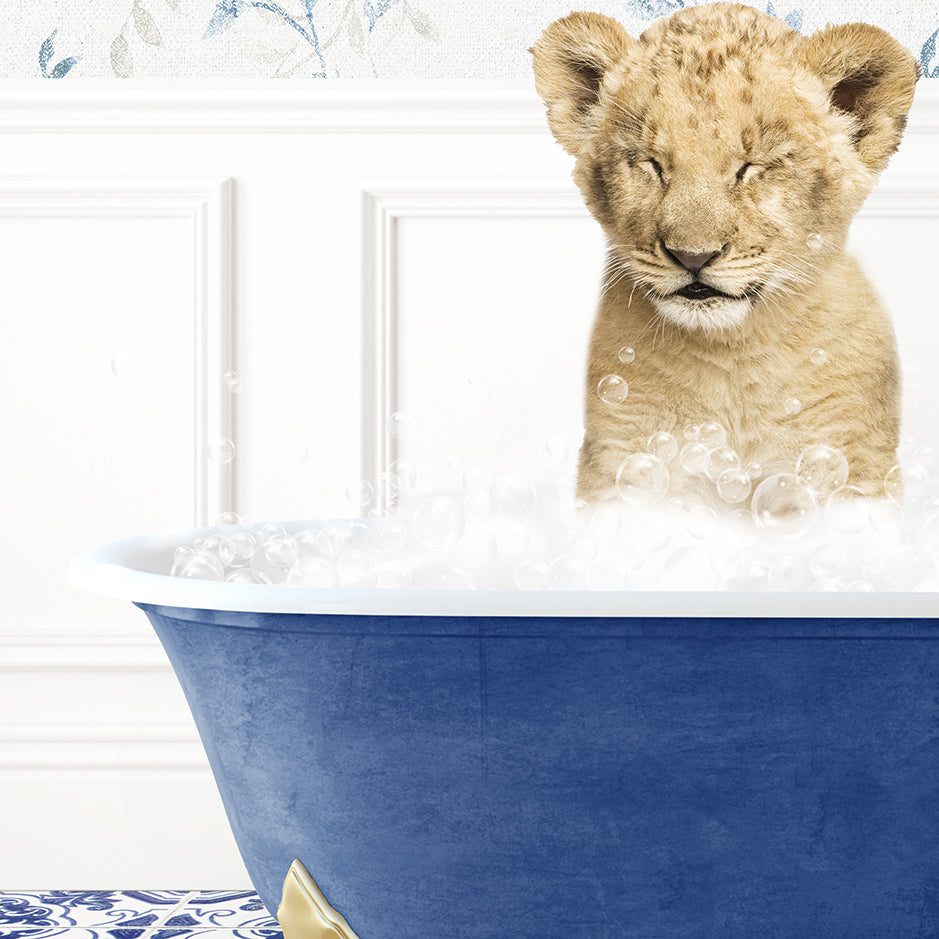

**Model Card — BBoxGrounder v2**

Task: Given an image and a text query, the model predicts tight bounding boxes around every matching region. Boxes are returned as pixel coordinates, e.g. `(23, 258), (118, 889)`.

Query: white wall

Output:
(0, 80), (937, 887)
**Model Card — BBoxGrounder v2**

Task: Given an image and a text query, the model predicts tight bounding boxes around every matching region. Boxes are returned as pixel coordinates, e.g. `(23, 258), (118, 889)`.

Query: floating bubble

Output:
(177, 550), (224, 581)
(751, 473), (817, 537)
(809, 544), (848, 580)
(869, 546), (937, 591)
(809, 348), (828, 367)
(374, 559), (413, 589)
(345, 478), (375, 509)
(706, 446), (740, 481)
(617, 345), (636, 364)
(825, 486), (870, 534)
(784, 397), (801, 416)
(796, 444), (849, 498)
(648, 431), (679, 464)
(446, 528), (498, 576)
(493, 474), (538, 516)
(723, 555), (773, 590)
(679, 441), (710, 475)
(745, 461), (763, 481)
(286, 556), (337, 588)
(598, 374), (628, 405)
(336, 550), (370, 586)
(806, 232), (824, 251)
(698, 421), (727, 450)
(683, 423), (701, 441)
(884, 464), (904, 506)
(686, 504), (719, 540)
(225, 568), (270, 585)
(208, 436), (236, 464)
(548, 554), (589, 590)
(387, 411), (413, 439)
(222, 530), (256, 565)
(260, 534), (299, 570)
(215, 511), (250, 529)
(717, 468), (752, 503)
(224, 370), (244, 394)
(769, 555), (810, 591)
(615, 453), (669, 505)
(411, 495), (464, 548)
(915, 445), (936, 469)
(379, 521), (409, 554)
(660, 544), (720, 590)
(515, 558), (550, 591)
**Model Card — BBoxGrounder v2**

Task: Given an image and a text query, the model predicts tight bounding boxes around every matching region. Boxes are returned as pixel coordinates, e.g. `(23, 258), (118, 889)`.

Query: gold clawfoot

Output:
(277, 858), (361, 939)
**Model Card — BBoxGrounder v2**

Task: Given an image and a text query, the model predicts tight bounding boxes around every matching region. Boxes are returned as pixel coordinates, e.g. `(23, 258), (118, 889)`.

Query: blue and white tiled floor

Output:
(0, 892), (281, 939)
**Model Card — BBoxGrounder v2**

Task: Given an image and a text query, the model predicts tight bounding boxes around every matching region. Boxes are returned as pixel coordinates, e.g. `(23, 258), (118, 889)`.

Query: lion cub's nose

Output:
(665, 246), (723, 273)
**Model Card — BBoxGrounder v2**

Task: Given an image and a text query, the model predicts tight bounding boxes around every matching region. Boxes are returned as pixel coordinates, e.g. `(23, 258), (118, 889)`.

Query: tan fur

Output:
(532, 2), (918, 506)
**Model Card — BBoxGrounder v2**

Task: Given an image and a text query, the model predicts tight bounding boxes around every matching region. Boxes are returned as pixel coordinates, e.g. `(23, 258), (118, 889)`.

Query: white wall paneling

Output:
(0, 82), (936, 888)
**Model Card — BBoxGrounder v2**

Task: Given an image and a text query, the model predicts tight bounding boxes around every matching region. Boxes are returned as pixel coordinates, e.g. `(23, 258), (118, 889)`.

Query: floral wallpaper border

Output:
(4, 0), (938, 80)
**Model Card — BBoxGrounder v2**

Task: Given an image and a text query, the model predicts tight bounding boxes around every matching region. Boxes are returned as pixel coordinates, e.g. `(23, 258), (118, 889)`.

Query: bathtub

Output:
(70, 522), (939, 939)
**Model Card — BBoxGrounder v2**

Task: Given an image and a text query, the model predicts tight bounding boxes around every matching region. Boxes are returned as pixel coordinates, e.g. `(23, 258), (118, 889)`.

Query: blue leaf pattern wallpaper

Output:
(0, 0), (935, 79)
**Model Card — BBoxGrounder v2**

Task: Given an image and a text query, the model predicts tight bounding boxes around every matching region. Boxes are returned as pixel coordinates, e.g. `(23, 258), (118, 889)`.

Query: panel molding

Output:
(0, 177), (234, 526)
(0, 81), (936, 134)
(359, 174), (939, 511)
(0, 724), (205, 772)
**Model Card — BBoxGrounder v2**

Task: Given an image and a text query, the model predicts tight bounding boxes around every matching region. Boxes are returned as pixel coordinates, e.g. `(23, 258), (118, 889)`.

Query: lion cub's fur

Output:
(532, 3), (918, 506)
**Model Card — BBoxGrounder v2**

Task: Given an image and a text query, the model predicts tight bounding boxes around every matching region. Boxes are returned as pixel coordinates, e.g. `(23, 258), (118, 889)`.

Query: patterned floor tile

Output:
(151, 929), (281, 939)
(164, 893), (277, 931)
(0, 893), (190, 931)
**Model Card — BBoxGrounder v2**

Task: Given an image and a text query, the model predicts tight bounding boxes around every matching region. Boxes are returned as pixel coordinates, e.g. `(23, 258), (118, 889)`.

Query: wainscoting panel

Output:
(0, 81), (935, 888)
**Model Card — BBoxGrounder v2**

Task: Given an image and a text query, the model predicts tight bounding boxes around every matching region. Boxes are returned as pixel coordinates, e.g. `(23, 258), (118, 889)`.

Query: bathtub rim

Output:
(69, 521), (939, 618)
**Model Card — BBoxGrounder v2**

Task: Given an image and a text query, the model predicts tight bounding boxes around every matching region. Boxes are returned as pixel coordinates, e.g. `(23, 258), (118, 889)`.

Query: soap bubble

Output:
(598, 374), (628, 405)
(869, 546), (937, 591)
(617, 345), (636, 364)
(915, 445), (936, 469)
(686, 504), (719, 540)
(679, 442), (710, 475)
(615, 453), (669, 505)
(336, 550), (370, 586)
(286, 556), (337, 587)
(825, 486), (870, 534)
(784, 397), (801, 416)
(717, 468), (752, 503)
(515, 558), (550, 590)
(806, 233), (824, 250)
(493, 474), (538, 516)
(769, 555), (810, 591)
(683, 423), (701, 441)
(374, 559), (414, 589)
(208, 436), (235, 464)
(446, 528), (498, 576)
(809, 348), (828, 367)
(177, 551), (224, 581)
(221, 531), (256, 566)
(260, 534), (300, 570)
(387, 411), (413, 439)
(796, 444), (849, 498)
(411, 495), (464, 548)
(745, 461), (763, 481)
(224, 370), (244, 394)
(698, 421), (727, 449)
(661, 545), (720, 590)
(706, 446), (740, 481)
(548, 554), (589, 590)
(723, 555), (772, 590)
(215, 511), (250, 529)
(809, 544), (848, 580)
(345, 478), (375, 510)
(225, 568), (270, 585)
(648, 431), (679, 464)
(751, 473), (817, 537)
(379, 520), (409, 554)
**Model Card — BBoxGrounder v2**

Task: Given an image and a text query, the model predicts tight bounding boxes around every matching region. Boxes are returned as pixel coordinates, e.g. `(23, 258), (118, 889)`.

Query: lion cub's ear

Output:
(800, 23), (919, 174)
(532, 12), (636, 155)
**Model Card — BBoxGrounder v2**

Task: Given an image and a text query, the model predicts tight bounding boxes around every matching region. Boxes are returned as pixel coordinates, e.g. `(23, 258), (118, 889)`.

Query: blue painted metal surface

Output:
(138, 603), (939, 938)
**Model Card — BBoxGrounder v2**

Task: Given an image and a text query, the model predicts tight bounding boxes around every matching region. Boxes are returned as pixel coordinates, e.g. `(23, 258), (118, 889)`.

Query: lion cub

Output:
(532, 2), (918, 507)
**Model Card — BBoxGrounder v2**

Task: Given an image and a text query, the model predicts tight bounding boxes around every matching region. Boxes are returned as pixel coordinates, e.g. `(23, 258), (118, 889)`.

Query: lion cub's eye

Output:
(736, 162), (757, 183)
(642, 158), (665, 181)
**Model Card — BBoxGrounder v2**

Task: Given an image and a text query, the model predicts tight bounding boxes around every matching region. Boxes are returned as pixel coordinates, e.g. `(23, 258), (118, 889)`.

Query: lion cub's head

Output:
(532, 2), (918, 336)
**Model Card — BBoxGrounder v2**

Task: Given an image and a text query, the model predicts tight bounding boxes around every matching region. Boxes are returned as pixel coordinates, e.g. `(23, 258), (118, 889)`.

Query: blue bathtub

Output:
(71, 524), (939, 938)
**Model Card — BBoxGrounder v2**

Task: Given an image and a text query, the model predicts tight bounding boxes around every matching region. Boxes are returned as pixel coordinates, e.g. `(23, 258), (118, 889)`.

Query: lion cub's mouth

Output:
(673, 282), (737, 301)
